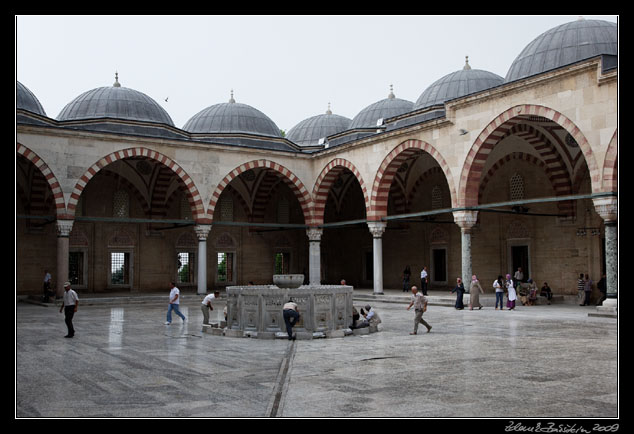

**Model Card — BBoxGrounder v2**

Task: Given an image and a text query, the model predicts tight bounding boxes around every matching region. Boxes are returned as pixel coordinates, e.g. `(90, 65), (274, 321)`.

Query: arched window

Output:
(509, 173), (524, 201)
(277, 196), (289, 224)
(180, 195), (192, 220)
(431, 185), (443, 209)
(219, 195), (234, 222)
(113, 190), (129, 218)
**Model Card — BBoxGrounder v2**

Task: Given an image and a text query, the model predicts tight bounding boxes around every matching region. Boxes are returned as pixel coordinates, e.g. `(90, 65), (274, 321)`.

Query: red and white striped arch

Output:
(312, 158), (370, 226)
(67, 147), (205, 222)
(17, 143), (67, 218)
(369, 139), (457, 221)
(460, 104), (600, 207)
(208, 159), (313, 225)
(602, 130), (618, 193)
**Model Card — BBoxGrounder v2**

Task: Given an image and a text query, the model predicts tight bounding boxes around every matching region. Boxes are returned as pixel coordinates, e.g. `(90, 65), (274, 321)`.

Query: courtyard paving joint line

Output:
(266, 340), (296, 417)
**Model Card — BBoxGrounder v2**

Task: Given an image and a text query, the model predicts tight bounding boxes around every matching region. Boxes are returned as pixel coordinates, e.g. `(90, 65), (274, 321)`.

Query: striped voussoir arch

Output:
(369, 139), (456, 221)
(602, 130), (618, 193)
(17, 143), (67, 218)
(312, 158), (369, 226)
(208, 160), (313, 225)
(461, 104), (600, 207)
(67, 147), (205, 222)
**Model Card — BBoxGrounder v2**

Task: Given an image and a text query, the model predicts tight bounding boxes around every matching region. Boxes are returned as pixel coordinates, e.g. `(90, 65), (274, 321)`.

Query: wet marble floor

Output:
(15, 297), (618, 419)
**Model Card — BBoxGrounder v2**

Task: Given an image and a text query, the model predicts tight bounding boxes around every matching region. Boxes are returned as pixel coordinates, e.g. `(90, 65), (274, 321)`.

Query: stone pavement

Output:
(15, 291), (618, 419)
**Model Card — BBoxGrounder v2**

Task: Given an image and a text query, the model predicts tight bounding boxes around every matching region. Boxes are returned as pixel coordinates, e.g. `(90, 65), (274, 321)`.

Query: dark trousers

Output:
(421, 279), (428, 295)
(283, 309), (299, 339)
(64, 306), (76, 336)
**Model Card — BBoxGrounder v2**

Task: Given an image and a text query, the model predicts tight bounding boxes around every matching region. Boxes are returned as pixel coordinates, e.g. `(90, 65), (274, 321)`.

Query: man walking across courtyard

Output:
(59, 281), (78, 338)
(407, 285), (431, 335)
(165, 282), (186, 325)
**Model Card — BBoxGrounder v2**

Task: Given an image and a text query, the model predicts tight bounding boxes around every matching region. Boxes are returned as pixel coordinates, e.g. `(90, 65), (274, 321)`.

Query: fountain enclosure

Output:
(226, 275), (353, 338)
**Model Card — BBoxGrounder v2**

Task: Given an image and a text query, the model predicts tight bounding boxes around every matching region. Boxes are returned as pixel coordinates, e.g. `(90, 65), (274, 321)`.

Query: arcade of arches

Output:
(16, 62), (618, 309)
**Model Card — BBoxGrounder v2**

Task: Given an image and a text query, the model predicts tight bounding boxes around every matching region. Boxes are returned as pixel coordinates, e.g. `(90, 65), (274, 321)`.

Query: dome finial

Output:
(113, 72), (121, 87)
(388, 84), (395, 99)
(463, 56), (471, 70)
(229, 89), (235, 103)
(326, 102), (332, 115)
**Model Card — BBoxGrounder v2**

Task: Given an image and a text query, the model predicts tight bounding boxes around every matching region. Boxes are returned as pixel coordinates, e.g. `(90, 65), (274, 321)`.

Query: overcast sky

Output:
(15, 15), (618, 133)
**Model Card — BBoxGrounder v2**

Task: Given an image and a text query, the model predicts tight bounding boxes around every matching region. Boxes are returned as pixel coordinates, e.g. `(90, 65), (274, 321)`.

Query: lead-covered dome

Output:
(183, 92), (282, 138)
(287, 105), (351, 146)
(415, 57), (504, 110)
(57, 74), (174, 126)
(17, 81), (47, 116)
(350, 87), (414, 129)
(505, 18), (617, 83)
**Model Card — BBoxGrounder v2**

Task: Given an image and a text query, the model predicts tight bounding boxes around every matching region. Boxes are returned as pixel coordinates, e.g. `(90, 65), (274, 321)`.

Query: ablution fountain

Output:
(221, 274), (354, 339)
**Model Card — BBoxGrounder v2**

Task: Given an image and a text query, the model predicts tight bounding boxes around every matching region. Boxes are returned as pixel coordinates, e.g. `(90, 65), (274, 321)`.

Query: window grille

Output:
(277, 197), (289, 224)
(113, 190), (129, 218)
(431, 185), (443, 209)
(510, 173), (525, 201)
(217, 252), (234, 282)
(219, 195), (233, 222)
(180, 195), (192, 220)
(110, 252), (130, 285)
(177, 252), (195, 283)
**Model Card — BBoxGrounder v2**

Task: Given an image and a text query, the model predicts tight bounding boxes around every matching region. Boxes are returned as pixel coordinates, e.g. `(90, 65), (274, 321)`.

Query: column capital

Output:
(194, 224), (212, 240)
(592, 196), (617, 224)
(56, 219), (74, 237)
(367, 221), (387, 238)
(306, 227), (323, 241)
(453, 210), (478, 232)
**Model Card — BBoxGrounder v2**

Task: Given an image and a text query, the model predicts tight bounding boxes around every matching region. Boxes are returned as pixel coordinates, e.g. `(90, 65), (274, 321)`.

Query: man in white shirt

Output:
(165, 282), (186, 325)
(282, 300), (300, 340)
(406, 286), (432, 335)
(420, 267), (429, 295)
(59, 281), (79, 338)
(201, 290), (220, 325)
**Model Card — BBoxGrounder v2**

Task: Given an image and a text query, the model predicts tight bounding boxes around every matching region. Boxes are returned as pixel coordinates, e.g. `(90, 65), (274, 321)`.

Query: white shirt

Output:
(44, 272), (51, 283)
(201, 293), (216, 306)
(169, 287), (180, 304)
(283, 302), (297, 311)
(63, 289), (79, 306)
(493, 280), (503, 292)
(411, 292), (427, 310)
(420, 269), (428, 279)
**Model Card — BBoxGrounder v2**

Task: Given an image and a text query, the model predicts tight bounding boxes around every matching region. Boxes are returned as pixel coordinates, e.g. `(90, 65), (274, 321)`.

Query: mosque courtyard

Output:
(15, 293), (618, 420)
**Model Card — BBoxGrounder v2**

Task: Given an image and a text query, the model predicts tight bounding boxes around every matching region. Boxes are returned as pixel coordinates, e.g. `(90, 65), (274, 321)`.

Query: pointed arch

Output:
(208, 160), (313, 225)
(16, 143), (67, 217)
(67, 147), (205, 222)
(369, 139), (457, 221)
(312, 158), (370, 226)
(602, 129), (618, 193)
(460, 104), (600, 207)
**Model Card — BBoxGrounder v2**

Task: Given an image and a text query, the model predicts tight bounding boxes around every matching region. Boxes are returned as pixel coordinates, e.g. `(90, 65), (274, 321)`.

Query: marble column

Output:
(592, 196), (618, 312)
(367, 222), (387, 295)
(194, 224), (212, 295)
(452, 211), (478, 294)
(56, 219), (74, 298)
(306, 228), (323, 286)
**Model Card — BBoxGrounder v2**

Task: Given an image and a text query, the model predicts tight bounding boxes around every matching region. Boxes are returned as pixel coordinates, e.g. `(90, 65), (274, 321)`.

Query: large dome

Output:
(414, 58), (504, 110)
(286, 105), (351, 146)
(183, 92), (282, 138)
(505, 18), (617, 83)
(57, 74), (174, 126)
(17, 81), (47, 116)
(350, 87), (414, 129)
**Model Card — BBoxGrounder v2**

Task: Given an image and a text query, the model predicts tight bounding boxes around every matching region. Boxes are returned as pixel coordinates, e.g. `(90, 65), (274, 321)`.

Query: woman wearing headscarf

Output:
(469, 275), (484, 310)
(506, 274), (517, 310)
(451, 277), (465, 310)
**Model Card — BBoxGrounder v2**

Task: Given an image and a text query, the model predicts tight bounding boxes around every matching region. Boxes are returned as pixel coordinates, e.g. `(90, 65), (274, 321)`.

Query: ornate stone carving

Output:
(452, 210), (478, 232)
(592, 196), (617, 224)
(194, 224), (212, 241)
(56, 219), (74, 237)
(367, 221), (387, 238)
(306, 227), (323, 241)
